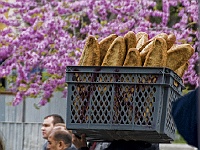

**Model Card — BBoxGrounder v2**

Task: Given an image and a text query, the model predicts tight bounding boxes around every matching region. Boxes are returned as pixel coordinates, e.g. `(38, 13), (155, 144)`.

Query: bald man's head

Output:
(48, 130), (72, 150)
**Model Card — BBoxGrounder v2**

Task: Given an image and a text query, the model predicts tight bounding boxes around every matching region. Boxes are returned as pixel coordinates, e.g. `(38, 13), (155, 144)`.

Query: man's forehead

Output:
(43, 116), (54, 124)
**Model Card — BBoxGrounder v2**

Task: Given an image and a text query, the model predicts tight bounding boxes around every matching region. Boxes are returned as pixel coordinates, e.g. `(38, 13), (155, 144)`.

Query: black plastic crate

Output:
(66, 66), (184, 143)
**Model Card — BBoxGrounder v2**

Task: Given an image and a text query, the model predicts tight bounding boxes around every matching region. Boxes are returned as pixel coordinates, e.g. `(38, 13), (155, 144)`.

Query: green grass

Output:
(172, 132), (187, 144)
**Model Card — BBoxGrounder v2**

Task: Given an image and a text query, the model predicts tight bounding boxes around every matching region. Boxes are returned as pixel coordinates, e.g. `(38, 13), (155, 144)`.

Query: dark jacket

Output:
(78, 141), (159, 150)
(104, 140), (158, 150)
(78, 147), (89, 150)
(172, 87), (199, 148)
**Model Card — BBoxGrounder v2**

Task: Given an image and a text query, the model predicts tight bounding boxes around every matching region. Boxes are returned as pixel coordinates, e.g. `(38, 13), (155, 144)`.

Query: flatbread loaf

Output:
(166, 33), (176, 50)
(102, 36), (126, 66)
(174, 62), (189, 77)
(143, 37), (167, 67)
(136, 32), (148, 42)
(166, 44), (194, 71)
(79, 35), (100, 66)
(136, 34), (148, 50)
(124, 31), (137, 51)
(99, 34), (118, 64)
(123, 48), (142, 66)
(140, 40), (154, 64)
(150, 33), (168, 41)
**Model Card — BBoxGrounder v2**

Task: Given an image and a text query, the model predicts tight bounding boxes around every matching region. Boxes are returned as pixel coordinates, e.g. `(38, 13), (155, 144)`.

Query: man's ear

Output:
(58, 141), (64, 149)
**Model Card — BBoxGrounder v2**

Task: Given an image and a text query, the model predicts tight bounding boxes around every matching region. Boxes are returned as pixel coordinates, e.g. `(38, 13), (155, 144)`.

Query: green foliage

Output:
(168, 5), (181, 27)
(173, 132), (187, 144)
(149, 0), (162, 24)
(0, 78), (6, 92)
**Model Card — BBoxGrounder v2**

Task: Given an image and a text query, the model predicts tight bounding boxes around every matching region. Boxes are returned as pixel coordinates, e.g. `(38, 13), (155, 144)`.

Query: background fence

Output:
(0, 92), (67, 150)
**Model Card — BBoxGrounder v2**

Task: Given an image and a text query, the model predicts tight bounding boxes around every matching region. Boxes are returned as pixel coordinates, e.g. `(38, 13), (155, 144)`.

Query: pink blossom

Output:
(0, 0), (198, 107)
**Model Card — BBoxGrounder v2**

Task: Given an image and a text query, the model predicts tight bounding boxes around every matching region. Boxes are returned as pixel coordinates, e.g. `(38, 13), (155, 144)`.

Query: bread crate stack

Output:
(66, 31), (194, 143)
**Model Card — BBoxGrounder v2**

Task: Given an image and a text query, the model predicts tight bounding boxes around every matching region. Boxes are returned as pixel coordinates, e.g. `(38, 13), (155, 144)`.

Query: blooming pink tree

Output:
(0, 0), (199, 107)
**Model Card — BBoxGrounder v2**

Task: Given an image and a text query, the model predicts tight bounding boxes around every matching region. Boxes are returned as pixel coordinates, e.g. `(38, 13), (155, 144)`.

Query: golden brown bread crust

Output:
(124, 31), (137, 51)
(138, 40), (151, 52)
(143, 37), (167, 67)
(168, 44), (177, 51)
(136, 32), (148, 42)
(166, 33), (176, 50)
(174, 62), (189, 77)
(79, 33), (194, 72)
(79, 36), (100, 66)
(150, 33), (168, 41)
(123, 48), (142, 67)
(140, 41), (154, 64)
(99, 34), (118, 64)
(138, 33), (167, 52)
(136, 34), (149, 50)
(102, 36), (126, 66)
(166, 44), (194, 71)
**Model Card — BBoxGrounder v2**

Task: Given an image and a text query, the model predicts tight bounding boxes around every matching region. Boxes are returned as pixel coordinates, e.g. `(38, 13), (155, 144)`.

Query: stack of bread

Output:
(78, 31), (194, 78)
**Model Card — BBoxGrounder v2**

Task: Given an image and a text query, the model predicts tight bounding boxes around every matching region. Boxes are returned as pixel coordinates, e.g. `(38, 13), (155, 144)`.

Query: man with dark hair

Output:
(47, 129), (76, 150)
(44, 114), (65, 125)
(41, 114), (65, 150)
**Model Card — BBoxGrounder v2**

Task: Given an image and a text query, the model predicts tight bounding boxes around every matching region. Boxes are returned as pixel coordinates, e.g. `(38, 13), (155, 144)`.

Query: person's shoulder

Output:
(67, 144), (79, 150)
(66, 146), (89, 150)
(78, 147), (89, 150)
(43, 141), (48, 150)
(66, 146), (78, 150)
